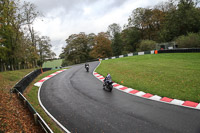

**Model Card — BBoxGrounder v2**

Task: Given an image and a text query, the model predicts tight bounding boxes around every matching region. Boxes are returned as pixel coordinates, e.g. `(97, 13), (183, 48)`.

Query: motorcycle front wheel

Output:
(108, 85), (113, 92)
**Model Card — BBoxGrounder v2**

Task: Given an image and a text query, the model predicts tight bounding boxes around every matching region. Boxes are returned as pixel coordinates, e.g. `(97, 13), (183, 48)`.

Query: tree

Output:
(89, 32), (112, 58)
(127, 8), (146, 39)
(107, 23), (121, 40)
(61, 32), (95, 65)
(0, 46), (8, 71)
(127, 7), (166, 41)
(21, 1), (42, 67)
(21, 1), (41, 46)
(175, 32), (200, 48)
(150, 8), (166, 41)
(111, 32), (123, 56)
(176, 0), (200, 34)
(121, 27), (141, 53)
(107, 23), (123, 55)
(0, 0), (54, 71)
(37, 36), (56, 66)
(0, 0), (19, 70)
(160, 0), (200, 41)
(137, 40), (157, 51)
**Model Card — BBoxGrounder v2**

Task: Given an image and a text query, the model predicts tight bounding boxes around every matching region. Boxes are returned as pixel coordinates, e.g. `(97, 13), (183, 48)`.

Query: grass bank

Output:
(24, 69), (66, 133)
(0, 69), (34, 91)
(42, 59), (63, 69)
(96, 53), (200, 103)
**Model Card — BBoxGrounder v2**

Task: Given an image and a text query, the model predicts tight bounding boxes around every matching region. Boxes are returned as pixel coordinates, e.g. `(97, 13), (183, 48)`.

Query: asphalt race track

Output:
(40, 61), (200, 133)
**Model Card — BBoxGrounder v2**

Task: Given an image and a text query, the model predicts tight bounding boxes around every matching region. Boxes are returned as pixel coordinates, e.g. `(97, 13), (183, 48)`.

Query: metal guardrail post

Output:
(34, 113), (38, 125)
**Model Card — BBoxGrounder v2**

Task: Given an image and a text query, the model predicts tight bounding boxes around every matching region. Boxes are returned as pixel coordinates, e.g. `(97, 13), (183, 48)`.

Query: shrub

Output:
(137, 40), (156, 51)
(175, 33), (200, 48)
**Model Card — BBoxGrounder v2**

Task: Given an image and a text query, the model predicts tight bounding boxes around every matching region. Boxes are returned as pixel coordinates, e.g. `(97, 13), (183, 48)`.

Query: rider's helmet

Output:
(107, 73), (111, 80)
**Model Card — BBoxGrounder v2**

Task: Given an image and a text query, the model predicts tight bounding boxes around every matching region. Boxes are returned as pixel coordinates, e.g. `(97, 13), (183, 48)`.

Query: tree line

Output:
(0, 0), (55, 71)
(60, 0), (200, 65)
(60, 0), (200, 66)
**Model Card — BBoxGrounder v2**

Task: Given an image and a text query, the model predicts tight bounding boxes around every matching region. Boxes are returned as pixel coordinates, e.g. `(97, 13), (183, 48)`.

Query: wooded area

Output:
(0, 0), (55, 72)
(60, 0), (200, 66)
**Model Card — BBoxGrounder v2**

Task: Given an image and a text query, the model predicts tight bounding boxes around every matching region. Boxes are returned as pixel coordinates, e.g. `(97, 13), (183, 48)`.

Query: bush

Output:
(137, 40), (156, 51)
(175, 33), (200, 48)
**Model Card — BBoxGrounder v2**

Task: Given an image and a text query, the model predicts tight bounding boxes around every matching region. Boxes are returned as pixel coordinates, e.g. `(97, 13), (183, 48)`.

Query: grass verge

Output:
(96, 53), (200, 103)
(0, 69), (34, 92)
(24, 69), (67, 133)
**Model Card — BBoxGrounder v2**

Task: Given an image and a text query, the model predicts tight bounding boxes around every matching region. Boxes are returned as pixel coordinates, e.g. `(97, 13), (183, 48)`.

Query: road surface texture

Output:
(40, 61), (200, 133)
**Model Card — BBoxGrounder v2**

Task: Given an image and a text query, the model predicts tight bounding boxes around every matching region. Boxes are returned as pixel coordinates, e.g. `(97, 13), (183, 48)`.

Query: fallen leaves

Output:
(0, 90), (44, 133)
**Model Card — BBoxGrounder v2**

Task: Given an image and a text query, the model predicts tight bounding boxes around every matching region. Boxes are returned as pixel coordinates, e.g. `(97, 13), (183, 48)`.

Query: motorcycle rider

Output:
(104, 73), (112, 86)
(85, 63), (89, 71)
(85, 63), (89, 68)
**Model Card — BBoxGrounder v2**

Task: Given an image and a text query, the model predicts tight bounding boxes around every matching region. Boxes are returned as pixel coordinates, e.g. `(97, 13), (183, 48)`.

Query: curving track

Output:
(40, 61), (200, 133)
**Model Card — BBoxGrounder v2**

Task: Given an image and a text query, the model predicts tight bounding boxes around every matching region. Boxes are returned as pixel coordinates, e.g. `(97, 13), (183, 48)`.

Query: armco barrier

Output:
(101, 50), (155, 60)
(12, 68), (53, 133)
(158, 48), (200, 53)
(14, 68), (51, 93)
(16, 89), (53, 133)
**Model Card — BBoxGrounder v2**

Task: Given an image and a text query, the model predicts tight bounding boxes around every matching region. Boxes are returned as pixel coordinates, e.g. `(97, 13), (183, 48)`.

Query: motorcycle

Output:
(103, 81), (113, 92)
(86, 65), (89, 72)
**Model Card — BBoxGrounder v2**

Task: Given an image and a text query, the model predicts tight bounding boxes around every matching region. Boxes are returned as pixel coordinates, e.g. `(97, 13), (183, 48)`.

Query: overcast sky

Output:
(25, 0), (168, 57)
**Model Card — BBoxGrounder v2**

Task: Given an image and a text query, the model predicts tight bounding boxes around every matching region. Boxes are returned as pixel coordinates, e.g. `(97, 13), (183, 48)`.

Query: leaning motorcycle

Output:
(103, 81), (113, 92)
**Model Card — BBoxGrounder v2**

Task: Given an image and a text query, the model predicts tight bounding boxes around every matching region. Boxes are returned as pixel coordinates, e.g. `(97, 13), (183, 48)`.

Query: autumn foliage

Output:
(0, 0), (55, 72)
(90, 32), (112, 58)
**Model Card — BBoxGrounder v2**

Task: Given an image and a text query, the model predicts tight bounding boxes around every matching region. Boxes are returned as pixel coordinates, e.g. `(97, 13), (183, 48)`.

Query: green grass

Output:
(0, 69), (34, 91)
(42, 59), (63, 69)
(96, 53), (200, 103)
(25, 69), (67, 133)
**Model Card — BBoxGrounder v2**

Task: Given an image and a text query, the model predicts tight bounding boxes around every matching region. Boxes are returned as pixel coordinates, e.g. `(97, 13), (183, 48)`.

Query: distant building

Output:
(156, 42), (178, 50)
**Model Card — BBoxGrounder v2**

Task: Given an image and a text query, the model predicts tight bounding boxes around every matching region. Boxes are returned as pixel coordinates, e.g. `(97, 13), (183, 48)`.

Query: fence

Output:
(12, 68), (53, 133)
(14, 68), (51, 93)
(158, 48), (200, 53)
(15, 89), (53, 133)
(101, 50), (155, 60)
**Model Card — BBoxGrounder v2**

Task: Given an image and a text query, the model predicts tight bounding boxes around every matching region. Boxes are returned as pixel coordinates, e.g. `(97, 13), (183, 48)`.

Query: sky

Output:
(24, 0), (168, 57)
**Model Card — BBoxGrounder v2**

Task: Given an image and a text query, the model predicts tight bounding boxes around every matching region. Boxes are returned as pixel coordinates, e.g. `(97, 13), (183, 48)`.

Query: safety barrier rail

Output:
(158, 48), (200, 53)
(101, 50), (155, 60)
(11, 68), (53, 133)
(13, 68), (51, 93)
(15, 89), (53, 133)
